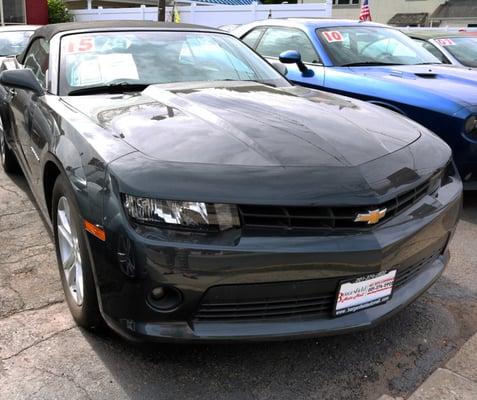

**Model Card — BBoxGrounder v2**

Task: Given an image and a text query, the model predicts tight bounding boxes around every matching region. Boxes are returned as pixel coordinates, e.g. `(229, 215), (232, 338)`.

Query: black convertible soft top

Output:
(32, 20), (218, 41)
(19, 20), (220, 62)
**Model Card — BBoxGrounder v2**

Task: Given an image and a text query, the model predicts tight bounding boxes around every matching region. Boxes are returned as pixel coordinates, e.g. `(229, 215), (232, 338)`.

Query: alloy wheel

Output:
(57, 196), (84, 306)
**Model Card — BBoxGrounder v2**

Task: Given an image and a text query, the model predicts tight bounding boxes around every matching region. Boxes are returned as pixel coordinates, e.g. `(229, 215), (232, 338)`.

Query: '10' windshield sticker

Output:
(66, 37), (96, 53)
(435, 38), (456, 46)
(323, 31), (344, 43)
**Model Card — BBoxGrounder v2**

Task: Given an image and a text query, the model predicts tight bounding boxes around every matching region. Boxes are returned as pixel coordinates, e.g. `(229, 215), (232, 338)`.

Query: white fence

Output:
(70, 1), (332, 28)
(401, 27), (477, 32)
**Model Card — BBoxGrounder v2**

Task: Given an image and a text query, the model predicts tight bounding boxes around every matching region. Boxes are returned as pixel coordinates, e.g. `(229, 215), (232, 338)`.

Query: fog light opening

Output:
(151, 287), (166, 301)
(147, 286), (182, 312)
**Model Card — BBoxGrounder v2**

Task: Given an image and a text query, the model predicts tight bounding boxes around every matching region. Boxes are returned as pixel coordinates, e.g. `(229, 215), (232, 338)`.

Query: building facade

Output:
(0, 0), (48, 25)
(331, 0), (477, 28)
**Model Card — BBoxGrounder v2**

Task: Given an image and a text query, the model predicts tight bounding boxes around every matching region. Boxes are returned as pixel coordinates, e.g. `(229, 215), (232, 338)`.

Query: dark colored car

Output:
(232, 19), (477, 189)
(407, 30), (477, 69)
(0, 21), (462, 342)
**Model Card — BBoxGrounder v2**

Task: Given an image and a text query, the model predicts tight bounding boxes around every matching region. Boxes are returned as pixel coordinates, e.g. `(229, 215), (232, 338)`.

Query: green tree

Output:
(48, 0), (73, 24)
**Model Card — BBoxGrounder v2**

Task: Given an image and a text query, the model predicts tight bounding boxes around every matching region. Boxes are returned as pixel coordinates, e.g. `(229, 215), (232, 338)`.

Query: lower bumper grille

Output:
(196, 293), (335, 321)
(193, 249), (443, 322)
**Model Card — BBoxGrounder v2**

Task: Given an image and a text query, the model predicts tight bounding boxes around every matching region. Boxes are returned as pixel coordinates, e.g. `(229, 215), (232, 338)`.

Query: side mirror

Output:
(278, 50), (313, 77)
(0, 69), (44, 96)
(279, 50), (302, 64)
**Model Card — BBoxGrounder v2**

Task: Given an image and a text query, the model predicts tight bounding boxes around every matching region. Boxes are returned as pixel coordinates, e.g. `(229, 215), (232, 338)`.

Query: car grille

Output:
(238, 179), (432, 234)
(394, 251), (439, 289)
(193, 249), (443, 322)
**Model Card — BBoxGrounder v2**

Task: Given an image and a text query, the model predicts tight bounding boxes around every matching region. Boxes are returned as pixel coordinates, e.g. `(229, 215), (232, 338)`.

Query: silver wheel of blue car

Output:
(57, 196), (84, 306)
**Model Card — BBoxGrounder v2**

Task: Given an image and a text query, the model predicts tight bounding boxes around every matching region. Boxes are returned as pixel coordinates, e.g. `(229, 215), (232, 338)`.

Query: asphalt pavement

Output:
(0, 167), (476, 400)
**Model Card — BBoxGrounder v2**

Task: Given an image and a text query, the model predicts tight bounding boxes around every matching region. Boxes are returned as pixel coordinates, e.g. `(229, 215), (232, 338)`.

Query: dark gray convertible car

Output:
(0, 21), (462, 342)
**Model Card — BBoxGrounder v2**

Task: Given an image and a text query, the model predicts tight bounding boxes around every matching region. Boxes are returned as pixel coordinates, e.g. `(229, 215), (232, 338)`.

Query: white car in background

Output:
(407, 30), (477, 70)
(0, 25), (40, 59)
(218, 24), (241, 32)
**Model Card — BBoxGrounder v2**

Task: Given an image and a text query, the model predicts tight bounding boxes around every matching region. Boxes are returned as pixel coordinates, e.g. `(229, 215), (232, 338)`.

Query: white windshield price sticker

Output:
(98, 53), (139, 81)
(72, 53), (139, 87)
(335, 270), (397, 316)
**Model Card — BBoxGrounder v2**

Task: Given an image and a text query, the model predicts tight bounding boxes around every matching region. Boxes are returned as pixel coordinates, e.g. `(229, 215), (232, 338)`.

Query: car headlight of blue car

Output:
(464, 115), (477, 142)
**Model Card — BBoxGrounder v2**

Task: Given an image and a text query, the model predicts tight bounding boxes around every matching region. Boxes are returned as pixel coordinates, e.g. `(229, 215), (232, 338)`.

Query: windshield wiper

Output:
(243, 79), (277, 88)
(68, 83), (149, 96)
(340, 62), (405, 67)
(219, 79), (277, 88)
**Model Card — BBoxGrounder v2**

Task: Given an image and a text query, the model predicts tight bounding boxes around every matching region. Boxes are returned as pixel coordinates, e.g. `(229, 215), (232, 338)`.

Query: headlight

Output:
(442, 160), (459, 185)
(427, 159), (459, 194)
(123, 195), (240, 232)
(464, 115), (477, 141)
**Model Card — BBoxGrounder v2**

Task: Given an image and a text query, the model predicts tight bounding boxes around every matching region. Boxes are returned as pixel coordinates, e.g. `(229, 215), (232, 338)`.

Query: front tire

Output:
(52, 174), (102, 329)
(0, 128), (19, 173)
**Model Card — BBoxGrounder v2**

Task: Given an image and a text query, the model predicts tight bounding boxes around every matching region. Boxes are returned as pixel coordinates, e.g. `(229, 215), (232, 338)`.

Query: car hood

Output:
(346, 64), (477, 107)
(62, 82), (421, 168)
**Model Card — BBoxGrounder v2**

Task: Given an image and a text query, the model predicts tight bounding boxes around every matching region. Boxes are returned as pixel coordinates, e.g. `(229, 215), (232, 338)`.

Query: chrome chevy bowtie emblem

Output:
(354, 208), (387, 225)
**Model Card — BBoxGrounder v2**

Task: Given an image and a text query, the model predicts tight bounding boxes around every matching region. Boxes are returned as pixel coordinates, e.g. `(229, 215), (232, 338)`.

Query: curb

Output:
(377, 332), (477, 400)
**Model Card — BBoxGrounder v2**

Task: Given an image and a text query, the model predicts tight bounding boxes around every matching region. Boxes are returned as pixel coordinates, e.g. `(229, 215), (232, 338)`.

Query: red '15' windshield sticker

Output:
(66, 37), (95, 54)
(323, 31), (344, 43)
(435, 38), (456, 46)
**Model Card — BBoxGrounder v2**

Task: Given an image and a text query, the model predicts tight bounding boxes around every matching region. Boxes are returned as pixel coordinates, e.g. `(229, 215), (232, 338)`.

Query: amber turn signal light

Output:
(84, 220), (106, 241)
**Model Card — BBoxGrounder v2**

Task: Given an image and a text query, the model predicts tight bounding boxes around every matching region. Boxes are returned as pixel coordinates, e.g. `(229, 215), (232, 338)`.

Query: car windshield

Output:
(59, 31), (290, 95)
(435, 36), (477, 68)
(0, 30), (34, 56)
(316, 26), (440, 67)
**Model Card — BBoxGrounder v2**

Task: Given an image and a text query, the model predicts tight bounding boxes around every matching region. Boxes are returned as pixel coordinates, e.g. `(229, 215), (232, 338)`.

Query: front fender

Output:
(39, 95), (133, 228)
(46, 145), (107, 229)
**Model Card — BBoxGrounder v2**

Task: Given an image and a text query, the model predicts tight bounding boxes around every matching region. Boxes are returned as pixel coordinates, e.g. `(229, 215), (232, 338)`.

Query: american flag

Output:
(359, 0), (372, 22)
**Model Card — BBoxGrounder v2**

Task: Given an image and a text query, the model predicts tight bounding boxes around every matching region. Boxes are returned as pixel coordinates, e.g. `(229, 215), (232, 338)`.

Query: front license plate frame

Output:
(334, 270), (397, 317)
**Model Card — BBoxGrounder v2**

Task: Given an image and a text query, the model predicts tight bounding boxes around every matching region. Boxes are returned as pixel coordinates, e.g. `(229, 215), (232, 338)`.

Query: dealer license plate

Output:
(334, 270), (397, 316)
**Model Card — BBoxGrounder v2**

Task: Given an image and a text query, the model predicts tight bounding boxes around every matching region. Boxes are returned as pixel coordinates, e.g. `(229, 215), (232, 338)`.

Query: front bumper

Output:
(89, 179), (462, 342)
(104, 251), (448, 342)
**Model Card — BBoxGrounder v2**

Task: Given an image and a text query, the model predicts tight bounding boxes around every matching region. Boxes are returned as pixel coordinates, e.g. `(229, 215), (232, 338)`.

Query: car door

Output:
(6, 59), (35, 176)
(23, 38), (51, 189)
(243, 27), (325, 87)
(14, 38), (50, 188)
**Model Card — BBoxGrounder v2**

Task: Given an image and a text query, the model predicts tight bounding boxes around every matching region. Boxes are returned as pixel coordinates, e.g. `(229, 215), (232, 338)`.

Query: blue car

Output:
(233, 19), (477, 189)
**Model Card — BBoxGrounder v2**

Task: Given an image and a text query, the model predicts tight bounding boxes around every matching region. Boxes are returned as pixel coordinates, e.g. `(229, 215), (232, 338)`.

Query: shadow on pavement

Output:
(79, 273), (477, 400)
(3, 169), (54, 240)
(461, 190), (477, 224)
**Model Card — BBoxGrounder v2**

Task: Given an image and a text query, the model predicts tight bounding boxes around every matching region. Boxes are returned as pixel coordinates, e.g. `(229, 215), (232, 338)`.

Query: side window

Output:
(23, 38), (49, 88)
(242, 28), (264, 49)
(256, 28), (320, 64)
(425, 41), (451, 63)
(413, 39), (449, 63)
